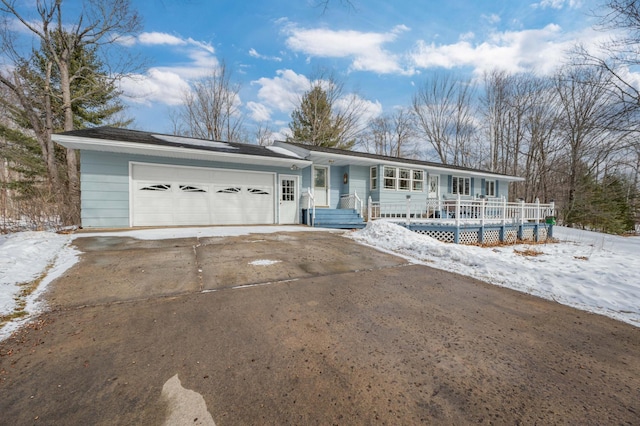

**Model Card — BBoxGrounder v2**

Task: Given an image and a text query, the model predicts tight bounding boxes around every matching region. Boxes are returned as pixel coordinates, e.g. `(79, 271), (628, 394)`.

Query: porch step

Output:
(303, 208), (366, 229)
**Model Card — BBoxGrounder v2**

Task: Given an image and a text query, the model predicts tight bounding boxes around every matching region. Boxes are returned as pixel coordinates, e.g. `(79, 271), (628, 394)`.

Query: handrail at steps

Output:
(354, 190), (363, 218)
(306, 187), (315, 226)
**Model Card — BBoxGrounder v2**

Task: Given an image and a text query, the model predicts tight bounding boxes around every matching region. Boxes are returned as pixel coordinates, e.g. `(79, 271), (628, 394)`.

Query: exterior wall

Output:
(80, 151), (130, 228)
(80, 150), (302, 228)
(439, 173), (511, 200)
(378, 166), (430, 206)
(344, 165), (369, 202)
(328, 165), (344, 209)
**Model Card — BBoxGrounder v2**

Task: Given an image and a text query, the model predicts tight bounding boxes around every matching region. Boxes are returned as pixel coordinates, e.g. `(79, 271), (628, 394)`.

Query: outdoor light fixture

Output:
(290, 165), (299, 171)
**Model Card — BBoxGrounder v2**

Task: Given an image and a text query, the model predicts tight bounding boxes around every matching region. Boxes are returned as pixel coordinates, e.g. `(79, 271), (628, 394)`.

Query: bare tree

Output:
(572, 0), (640, 110)
(553, 65), (626, 221)
(0, 0), (141, 224)
(365, 108), (415, 158)
(254, 122), (274, 146)
(411, 72), (477, 166)
(173, 63), (247, 142)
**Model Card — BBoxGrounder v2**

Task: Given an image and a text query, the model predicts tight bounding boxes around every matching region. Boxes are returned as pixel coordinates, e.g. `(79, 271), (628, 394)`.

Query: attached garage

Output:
(131, 163), (276, 226)
(51, 127), (311, 229)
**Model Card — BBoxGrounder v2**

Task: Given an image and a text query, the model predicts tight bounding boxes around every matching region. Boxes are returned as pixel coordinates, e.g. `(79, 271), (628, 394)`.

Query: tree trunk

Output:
(59, 57), (81, 225)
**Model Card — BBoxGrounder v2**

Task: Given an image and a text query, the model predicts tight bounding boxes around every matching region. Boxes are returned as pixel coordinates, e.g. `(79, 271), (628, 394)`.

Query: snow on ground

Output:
(349, 222), (640, 327)
(1, 223), (638, 342)
(0, 231), (79, 340)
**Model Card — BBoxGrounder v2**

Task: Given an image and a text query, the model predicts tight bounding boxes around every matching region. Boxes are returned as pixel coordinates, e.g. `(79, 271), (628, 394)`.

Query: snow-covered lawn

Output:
(1, 223), (638, 342)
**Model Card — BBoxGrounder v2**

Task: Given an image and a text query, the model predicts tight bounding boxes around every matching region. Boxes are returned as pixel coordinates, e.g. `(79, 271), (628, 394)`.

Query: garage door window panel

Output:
(140, 184), (171, 191)
(217, 187), (241, 193)
(179, 185), (207, 193)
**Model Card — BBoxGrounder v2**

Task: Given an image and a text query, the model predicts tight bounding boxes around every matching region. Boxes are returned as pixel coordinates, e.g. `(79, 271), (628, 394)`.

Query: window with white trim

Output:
(485, 180), (496, 197)
(452, 176), (470, 196)
(370, 166), (378, 190)
(382, 167), (425, 191)
(398, 168), (411, 191)
(384, 166), (396, 189)
(413, 170), (424, 191)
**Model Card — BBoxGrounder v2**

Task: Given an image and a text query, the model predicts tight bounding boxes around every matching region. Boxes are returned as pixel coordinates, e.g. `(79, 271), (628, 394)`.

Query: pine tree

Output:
(288, 85), (354, 149)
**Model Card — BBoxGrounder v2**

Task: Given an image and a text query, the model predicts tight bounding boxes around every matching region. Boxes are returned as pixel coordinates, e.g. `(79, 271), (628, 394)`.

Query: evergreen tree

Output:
(565, 169), (635, 234)
(288, 85), (354, 149)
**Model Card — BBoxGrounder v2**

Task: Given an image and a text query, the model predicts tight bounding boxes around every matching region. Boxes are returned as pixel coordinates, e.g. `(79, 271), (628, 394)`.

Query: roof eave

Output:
(274, 141), (523, 182)
(52, 135), (313, 169)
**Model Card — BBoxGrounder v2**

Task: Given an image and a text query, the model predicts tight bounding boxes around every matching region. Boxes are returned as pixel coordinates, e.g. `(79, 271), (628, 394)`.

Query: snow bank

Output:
(350, 222), (640, 327)
(0, 232), (80, 341)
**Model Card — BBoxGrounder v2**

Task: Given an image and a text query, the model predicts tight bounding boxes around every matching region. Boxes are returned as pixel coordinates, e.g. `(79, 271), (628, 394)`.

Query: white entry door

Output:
(313, 166), (329, 207)
(279, 175), (298, 224)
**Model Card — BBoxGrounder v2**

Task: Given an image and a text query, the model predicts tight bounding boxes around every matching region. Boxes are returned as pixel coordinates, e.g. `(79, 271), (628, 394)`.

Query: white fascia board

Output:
(308, 150), (524, 182)
(269, 141), (524, 181)
(52, 135), (313, 169)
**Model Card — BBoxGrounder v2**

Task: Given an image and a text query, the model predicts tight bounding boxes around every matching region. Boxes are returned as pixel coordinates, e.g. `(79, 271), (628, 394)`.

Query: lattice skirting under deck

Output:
(412, 229), (456, 243)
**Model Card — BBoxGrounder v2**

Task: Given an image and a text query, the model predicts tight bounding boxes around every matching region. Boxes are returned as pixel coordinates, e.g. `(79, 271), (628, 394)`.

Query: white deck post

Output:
(480, 198), (485, 227)
(367, 196), (372, 222)
(520, 199), (525, 225)
(455, 194), (461, 227)
(501, 196), (507, 226)
(406, 195), (411, 225)
(535, 198), (540, 224)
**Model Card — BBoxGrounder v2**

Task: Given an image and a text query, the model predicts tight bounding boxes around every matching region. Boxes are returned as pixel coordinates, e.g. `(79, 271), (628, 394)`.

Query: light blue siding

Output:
(80, 150), (302, 228)
(378, 167), (429, 205)
(438, 171), (511, 200)
(327, 165), (342, 208)
(345, 165), (369, 202)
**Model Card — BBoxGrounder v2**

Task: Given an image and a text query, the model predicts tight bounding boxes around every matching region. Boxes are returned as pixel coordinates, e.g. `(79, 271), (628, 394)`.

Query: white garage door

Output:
(131, 163), (275, 226)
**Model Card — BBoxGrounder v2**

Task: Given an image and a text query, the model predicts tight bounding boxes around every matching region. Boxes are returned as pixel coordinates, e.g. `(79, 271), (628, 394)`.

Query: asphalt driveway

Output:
(1, 229), (639, 425)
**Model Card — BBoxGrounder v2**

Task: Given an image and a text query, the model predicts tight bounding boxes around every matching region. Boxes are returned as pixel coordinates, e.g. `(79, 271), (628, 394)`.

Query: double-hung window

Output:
(412, 170), (424, 191)
(384, 166), (396, 190)
(452, 176), (470, 196)
(398, 168), (411, 191)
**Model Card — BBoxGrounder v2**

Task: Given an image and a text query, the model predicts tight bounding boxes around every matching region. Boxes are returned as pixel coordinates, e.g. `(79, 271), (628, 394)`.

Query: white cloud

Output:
(128, 32), (215, 53)
(248, 48), (282, 62)
(119, 68), (191, 106)
(410, 24), (604, 76)
(138, 32), (187, 46)
(252, 69), (311, 113)
(532, 0), (582, 9)
(117, 32), (218, 106)
(482, 14), (501, 24)
(247, 101), (273, 122)
(283, 23), (412, 75)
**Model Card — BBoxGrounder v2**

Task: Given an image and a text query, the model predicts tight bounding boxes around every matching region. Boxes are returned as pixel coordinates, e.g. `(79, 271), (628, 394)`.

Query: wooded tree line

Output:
(0, 0), (139, 229)
(1, 0), (639, 233)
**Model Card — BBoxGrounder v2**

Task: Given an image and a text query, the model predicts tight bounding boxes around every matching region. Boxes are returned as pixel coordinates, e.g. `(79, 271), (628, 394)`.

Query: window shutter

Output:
(447, 175), (452, 193)
(496, 180), (500, 196)
(470, 178), (475, 196)
(481, 178), (486, 196)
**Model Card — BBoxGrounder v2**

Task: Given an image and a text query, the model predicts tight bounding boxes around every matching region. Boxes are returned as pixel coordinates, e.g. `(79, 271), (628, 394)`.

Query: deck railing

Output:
(369, 195), (555, 226)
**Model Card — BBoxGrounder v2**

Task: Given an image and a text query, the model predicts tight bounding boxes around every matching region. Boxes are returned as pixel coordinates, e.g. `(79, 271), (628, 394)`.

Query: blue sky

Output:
(87, 1), (608, 139)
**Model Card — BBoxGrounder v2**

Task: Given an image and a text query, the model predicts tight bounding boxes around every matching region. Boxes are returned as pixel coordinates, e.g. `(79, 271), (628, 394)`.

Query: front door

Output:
(428, 175), (439, 199)
(279, 175), (298, 224)
(313, 166), (329, 206)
